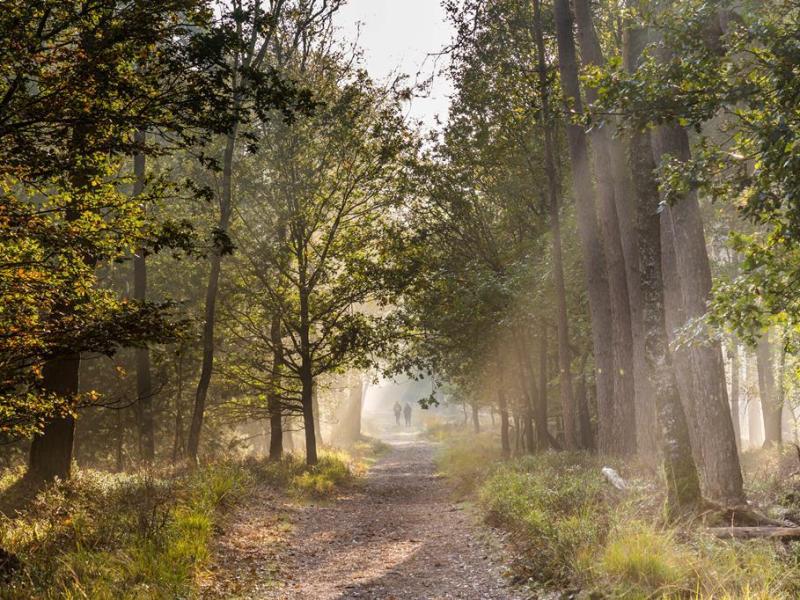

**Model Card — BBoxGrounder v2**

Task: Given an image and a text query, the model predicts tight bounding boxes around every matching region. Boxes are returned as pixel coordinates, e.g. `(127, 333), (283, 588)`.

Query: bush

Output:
(244, 448), (363, 499)
(290, 450), (356, 498)
(436, 435), (800, 599)
(478, 453), (609, 588)
(0, 463), (251, 599)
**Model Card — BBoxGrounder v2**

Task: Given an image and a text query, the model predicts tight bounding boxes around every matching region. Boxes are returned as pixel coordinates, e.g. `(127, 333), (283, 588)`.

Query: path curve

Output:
(207, 435), (523, 599)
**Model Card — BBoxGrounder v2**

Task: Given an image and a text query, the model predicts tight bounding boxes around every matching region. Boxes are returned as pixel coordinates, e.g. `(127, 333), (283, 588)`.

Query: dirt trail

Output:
(206, 434), (524, 599)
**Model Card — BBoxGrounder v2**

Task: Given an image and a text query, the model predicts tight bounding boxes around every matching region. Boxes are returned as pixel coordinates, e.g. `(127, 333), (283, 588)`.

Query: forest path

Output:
(205, 434), (524, 599)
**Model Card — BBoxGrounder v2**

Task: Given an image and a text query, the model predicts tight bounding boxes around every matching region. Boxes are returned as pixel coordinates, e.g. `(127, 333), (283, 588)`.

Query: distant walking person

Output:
(403, 402), (412, 427)
(393, 401), (402, 426)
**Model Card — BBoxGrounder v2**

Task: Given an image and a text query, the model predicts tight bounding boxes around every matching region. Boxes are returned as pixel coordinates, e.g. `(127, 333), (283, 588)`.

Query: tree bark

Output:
(312, 381), (323, 447)
(633, 125), (702, 515)
(132, 130), (155, 463)
(570, 0), (637, 456)
(498, 388), (511, 458)
(299, 286), (317, 465)
(533, 0), (576, 449)
(552, 0), (619, 454)
(575, 357), (594, 451)
(471, 401), (481, 434)
(172, 350), (185, 463)
(621, 20), (659, 460)
(729, 339), (741, 451)
(187, 126), (237, 463)
(651, 125), (745, 505)
(268, 314), (284, 461)
(28, 123), (91, 482)
(28, 355), (80, 482)
(756, 331), (781, 447)
(536, 324), (551, 450)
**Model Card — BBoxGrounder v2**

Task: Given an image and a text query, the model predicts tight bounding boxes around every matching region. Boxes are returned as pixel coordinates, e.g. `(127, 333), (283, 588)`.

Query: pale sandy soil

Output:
(203, 434), (525, 599)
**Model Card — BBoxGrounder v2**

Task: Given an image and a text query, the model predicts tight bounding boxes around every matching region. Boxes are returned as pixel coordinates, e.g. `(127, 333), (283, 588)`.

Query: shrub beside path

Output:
(205, 435), (524, 599)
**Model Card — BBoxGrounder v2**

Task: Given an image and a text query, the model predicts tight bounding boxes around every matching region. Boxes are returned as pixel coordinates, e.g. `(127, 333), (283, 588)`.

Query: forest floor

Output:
(203, 433), (525, 599)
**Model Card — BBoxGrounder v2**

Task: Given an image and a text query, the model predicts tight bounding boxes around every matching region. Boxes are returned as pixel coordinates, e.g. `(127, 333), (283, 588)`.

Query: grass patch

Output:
(435, 432), (800, 599)
(246, 447), (368, 499)
(0, 444), (373, 598)
(435, 432), (501, 496)
(0, 463), (251, 599)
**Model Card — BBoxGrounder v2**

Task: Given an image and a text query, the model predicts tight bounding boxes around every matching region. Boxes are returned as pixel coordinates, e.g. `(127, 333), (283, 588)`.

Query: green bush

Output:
(435, 435), (800, 599)
(290, 450), (357, 498)
(478, 453), (609, 587)
(244, 448), (362, 498)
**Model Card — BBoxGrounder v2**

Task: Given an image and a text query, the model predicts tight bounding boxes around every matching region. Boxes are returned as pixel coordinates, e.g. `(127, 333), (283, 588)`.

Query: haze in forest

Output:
(2, 1), (800, 598)
(335, 0), (453, 129)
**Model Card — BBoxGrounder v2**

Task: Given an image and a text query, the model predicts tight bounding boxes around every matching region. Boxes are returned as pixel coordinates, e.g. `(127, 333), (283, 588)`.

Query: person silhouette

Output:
(403, 402), (412, 427)
(393, 401), (402, 425)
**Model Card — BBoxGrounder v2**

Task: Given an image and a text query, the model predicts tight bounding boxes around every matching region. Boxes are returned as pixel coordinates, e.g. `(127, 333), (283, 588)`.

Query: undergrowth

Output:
(434, 430), (800, 599)
(0, 447), (367, 599)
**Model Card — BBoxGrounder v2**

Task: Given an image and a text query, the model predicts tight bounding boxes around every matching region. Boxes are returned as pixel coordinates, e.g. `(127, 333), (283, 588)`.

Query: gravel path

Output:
(206, 435), (524, 599)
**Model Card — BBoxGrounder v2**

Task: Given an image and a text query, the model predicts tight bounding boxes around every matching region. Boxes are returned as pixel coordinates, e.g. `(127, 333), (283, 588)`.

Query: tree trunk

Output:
(633, 125), (702, 515)
(172, 350), (185, 463)
(498, 388), (511, 459)
(536, 324), (550, 450)
(299, 286), (317, 466)
(575, 358), (594, 451)
(312, 381), (323, 447)
(745, 351), (764, 448)
(729, 340), (741, 451)
(651, 125), (745, 505)
(28, 124), (90, 483)
(268, 315), (284, 461)
(533, 0), (576, 449)
(187, 126), (237, 463)
(621, 18), (658, 460)
(471, 401), (480, 434)
(778, 338), (792, 442)
(301, 372), (317, 466)
(28, 355), (80, 482)
(569, 0), (637, 456)
(756, 331), (781, 447)
(335, 377), (364, 445)
(132, 130), (155, 464)
(283, 416), (295, 452)
(552, 0), (618, 454)
(514, 333), (538, 453)
(639, 0), (744, 503)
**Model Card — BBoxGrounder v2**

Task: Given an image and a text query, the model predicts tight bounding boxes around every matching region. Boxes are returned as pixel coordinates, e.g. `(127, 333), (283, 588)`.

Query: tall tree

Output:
(633, 112), (702, 516)
(186, 0), (341, 462)
(756, 331), (781, 446)
(1, 0), (231, 481)
(532, 0), (576, 449)
(132, 131), (155, 463)
(552, 0), (635, 454)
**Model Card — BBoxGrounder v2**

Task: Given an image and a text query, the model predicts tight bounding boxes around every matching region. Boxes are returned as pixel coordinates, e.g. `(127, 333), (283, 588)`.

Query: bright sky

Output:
(334, 0), (454, 130)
